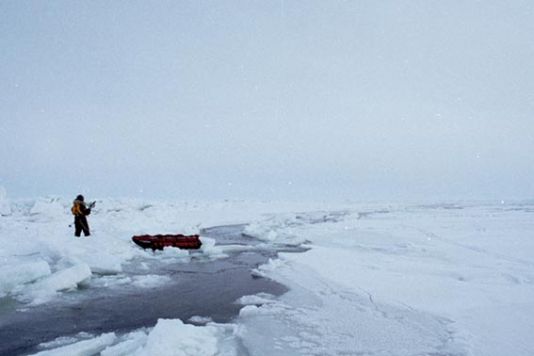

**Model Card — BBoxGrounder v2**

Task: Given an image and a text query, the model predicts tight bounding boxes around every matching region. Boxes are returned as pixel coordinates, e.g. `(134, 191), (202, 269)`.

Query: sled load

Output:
(132, 234), (202, 250)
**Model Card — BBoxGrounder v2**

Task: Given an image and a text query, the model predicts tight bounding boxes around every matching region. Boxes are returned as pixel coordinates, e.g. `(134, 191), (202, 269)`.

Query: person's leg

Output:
(80, 216), (91, 236)
(74, 219), (82, 237)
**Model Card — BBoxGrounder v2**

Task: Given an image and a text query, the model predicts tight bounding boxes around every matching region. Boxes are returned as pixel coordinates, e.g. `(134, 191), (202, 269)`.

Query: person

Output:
(71, 194), (93, 237)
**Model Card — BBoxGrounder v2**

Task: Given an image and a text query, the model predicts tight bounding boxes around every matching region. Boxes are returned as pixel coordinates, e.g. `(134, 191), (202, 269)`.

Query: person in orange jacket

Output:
(71, 195), (94, 237)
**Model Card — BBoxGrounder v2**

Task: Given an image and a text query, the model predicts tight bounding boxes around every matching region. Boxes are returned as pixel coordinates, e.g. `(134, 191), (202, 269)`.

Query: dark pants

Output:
(74, 216), (90, 237)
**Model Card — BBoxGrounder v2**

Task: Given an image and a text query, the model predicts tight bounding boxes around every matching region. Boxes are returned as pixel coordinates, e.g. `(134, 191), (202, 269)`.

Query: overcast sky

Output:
(1, 1), (533, 201)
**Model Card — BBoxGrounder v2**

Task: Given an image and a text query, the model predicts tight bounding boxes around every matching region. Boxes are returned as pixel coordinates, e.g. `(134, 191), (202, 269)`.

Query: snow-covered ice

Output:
(2, 194), (534, 355)
(237, 203), (534, 355)
(130, 274), (172, 289)
(0, 196), (310, 304)
(16, 263), (92, 305)
(133, 319), (224, 356)
(235, 292), (277, 306)
(0, 187), (11, 216)
(0, 257), (51, 298)
(30, 332), (116, 356)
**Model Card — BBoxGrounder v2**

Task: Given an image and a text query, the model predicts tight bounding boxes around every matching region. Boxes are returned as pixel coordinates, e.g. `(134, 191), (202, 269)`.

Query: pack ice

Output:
(2, 192), (534, 355)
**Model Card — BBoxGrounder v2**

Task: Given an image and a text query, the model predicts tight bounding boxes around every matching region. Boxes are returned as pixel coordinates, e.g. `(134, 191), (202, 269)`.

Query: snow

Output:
(158, 245), (192, 261)
(30, 332), (116, 356)
(0, 257), (51, 297)
(237, 263), (469, 356)
(188, 316), (214, 324)
(0, 186), (11, 216)
(100, 331), (148, 356)
(41, 319), (240, 356)
(38, 334), (90, 350)
(2, 198), (534, 355)
(0, 197), (312, 304)
(135, 319), (220, 356)
(199, 236), (228, 259)
(16, 263), (92, 305)
(29, 197), (65, 219)
(235, 293), (277, 306)
(131, 274), (172, 288)
(239, 203), (534, 356)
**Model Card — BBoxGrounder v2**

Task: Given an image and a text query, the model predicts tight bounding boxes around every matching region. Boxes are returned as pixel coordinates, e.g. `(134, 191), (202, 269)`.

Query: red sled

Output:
(132, 234), (202, 250)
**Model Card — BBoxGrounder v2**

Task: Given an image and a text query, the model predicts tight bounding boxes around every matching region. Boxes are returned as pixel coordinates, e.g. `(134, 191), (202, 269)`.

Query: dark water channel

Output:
(0, 224), (300, 356)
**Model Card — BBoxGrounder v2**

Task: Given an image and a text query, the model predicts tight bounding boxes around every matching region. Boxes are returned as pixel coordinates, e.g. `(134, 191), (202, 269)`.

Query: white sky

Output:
(1, 1), (533, 201)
